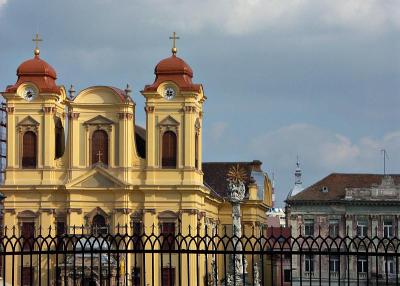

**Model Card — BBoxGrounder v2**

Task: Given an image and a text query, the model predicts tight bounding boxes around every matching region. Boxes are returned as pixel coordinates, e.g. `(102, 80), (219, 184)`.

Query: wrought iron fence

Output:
(0, 225), (399, 285)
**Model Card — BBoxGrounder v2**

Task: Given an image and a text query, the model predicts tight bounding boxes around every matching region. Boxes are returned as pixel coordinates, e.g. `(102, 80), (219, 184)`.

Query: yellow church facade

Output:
(0, 36), (272, 285)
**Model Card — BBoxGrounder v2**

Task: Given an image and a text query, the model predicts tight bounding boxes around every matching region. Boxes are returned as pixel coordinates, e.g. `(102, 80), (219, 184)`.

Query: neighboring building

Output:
(0, 40), (272, 285)
(286, 173), (400, 285)
(267, 208), (286, 227)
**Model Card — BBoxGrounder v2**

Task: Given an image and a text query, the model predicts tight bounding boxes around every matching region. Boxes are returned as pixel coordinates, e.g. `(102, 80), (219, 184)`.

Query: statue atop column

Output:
(226, 164), (248, 286)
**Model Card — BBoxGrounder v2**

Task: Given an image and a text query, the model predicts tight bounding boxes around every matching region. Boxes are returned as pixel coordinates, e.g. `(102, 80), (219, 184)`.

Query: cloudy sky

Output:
(0, 0), (399, 206)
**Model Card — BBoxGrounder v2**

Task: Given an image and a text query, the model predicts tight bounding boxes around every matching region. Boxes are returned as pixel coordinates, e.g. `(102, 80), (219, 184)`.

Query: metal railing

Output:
(0, 225), (399, 285)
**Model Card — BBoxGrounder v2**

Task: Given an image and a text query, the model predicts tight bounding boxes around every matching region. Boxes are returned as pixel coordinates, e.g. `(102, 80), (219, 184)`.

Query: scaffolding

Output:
(0, 99), (6, 184)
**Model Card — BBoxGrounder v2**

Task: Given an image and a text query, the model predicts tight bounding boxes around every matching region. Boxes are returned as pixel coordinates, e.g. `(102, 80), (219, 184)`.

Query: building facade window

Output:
(284, 269), (291, 282)
(329, 219), (339, 237)
(21, 222), (35, 251)
(329, 255), (340, 272)
(195, 133), (199, 169)
(304, 219), (314, 236)
(357, 256), (368, 273)
(92, 130), (109, 165)
(162, 267), (175, 286)
(22, 266), (34, 286)
(162, 131), (177, 168)
(161, 222), (176, 250)
(305, 255), (314, 273)
(54, 117), (65, 159)
(385, 257), (395, 275)
(383, 219), (393, 238)
(357, 220), (368, 237)
(22, 131), (37, 168)
(92, 214), (108, 235)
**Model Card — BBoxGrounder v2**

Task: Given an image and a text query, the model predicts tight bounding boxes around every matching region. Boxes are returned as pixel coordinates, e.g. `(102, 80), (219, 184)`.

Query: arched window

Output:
(55, 118), (65, 159)
(162, 131), (177, 168)
(92, 214), (107, 235)
(92, 130), (108, 165)
(22, 131), (37, 168)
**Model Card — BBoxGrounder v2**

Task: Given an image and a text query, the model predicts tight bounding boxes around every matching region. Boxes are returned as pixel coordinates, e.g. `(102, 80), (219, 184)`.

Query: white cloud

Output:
(0, 0), (7, 9)
(209, 121), (228, 142)
(251, 123), (400, 173)
(250, 123), (400, 206)
(143, 0), (400, 35)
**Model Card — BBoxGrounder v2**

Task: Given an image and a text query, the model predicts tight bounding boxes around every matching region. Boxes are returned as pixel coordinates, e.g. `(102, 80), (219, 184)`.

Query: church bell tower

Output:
(2, 34), (67, 185)
(141, 33), (206, 185)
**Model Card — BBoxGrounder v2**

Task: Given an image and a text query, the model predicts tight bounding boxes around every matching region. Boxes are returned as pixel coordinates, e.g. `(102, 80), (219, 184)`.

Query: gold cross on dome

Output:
(32, 33), (43, 56)
(97, 150), (103, 163)
(169, 32), (180, 55)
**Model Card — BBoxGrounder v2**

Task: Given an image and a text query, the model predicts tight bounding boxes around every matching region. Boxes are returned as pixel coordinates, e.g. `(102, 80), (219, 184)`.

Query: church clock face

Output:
(164, 87), (176, 100)
(23, 87), (37, 101)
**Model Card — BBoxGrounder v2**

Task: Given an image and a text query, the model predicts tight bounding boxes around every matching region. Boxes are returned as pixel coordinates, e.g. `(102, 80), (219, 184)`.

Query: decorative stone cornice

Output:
(118, 113), (133, 120)
(114, 208), (132, 214)
(7, 107), (14, 113)
(179, 209), (199, 215)
(39, 208), (56, 214)
(43, 107), (55, 114)
(144, 106), (155, 113)
(4, 208), (16, 214)
(184, 106), (196, 113)
(67, 208), (82, 214)
(143, 208), (156, 214)
(68, 112), (80, 119)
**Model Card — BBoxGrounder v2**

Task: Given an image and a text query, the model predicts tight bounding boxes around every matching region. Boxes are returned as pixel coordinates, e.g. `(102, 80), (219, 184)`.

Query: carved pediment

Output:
(67, 166), (126, 189)
(17, 116), (39, 126)
(159, 115), (180, 127)
(83, 115), (114, 126)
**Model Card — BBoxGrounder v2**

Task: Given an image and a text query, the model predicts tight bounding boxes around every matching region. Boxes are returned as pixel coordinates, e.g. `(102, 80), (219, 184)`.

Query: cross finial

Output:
(32, 33), (43, 56)
(97, 150), (103, 163)
(169, 32), (180, 55)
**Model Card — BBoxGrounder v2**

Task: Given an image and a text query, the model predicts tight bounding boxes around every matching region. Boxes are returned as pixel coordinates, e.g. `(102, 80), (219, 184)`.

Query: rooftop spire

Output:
(288, 156), (304, 198)
(32, 33), (42, 56)
(169, 32), (180, 55)
(295, 155), (302, 186)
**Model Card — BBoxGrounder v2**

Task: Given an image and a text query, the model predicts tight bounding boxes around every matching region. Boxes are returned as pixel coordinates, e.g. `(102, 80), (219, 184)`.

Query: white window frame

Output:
(329, 255), (340, 273)
(305, 254), (314, 273)
(357, 257), (368, 273)
(383, 220), (393, 238)
(357, 221), (368, 238)
(329, 220), (339, 237)
(304, 219), (314, 237)
(385, 257), (395, 275)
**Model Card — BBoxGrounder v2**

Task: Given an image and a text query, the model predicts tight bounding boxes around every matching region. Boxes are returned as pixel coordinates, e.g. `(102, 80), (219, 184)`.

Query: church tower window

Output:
(162, 131), (177, 168)
(195, 133), (199, 169)
(55, 117), (65, 159)
(92, 130), (108, 165)
(22, 131), (37, 168)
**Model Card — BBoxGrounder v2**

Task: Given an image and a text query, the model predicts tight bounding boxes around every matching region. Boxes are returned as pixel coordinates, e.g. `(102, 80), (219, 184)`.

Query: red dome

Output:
(17, 55), (57, 79)
(155, 55), (193, 77)
(144, 54), (200, 93)
(5, 53), (60, 94)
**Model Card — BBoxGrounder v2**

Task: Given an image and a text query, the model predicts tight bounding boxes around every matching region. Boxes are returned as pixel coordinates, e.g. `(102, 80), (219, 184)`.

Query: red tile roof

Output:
(287, 173), (400, 202)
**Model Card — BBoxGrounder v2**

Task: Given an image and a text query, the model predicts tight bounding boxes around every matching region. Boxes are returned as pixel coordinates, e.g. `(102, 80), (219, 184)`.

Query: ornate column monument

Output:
(226, 165), (248, 286)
